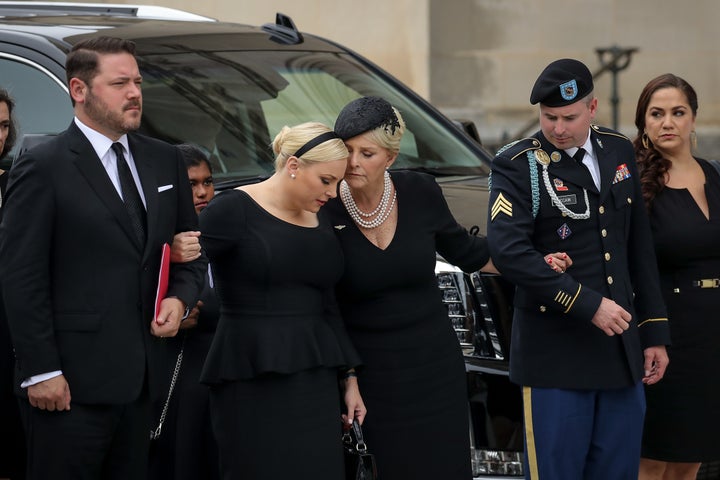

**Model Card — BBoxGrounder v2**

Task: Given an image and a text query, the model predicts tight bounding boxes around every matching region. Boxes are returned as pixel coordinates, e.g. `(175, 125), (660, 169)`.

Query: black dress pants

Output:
(19, 388), (150, 480)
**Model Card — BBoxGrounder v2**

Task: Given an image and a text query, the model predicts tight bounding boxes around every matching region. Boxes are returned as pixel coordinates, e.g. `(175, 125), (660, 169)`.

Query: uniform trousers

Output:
(522, 382), (645, 480)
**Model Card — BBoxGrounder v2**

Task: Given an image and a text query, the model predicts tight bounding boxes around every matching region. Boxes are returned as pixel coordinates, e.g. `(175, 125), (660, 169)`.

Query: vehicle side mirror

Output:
(453, 119), (482, 145)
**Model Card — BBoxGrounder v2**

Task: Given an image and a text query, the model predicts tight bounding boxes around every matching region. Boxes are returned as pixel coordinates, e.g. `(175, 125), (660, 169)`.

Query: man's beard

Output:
(85, 88), (141, 135)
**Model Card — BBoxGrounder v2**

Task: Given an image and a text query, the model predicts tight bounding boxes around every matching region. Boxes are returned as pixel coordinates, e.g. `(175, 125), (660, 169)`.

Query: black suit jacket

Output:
(487, 125), (671, 389)
(0, 121), (206, 404)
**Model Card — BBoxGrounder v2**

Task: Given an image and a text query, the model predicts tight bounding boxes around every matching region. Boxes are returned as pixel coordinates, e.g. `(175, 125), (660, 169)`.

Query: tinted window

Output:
(136, 50), (489, 184)
(0, 55), (73, 159)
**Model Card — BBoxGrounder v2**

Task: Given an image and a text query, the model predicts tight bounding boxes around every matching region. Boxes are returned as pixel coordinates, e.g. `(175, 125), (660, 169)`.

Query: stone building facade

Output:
(113, 0), (720, 158)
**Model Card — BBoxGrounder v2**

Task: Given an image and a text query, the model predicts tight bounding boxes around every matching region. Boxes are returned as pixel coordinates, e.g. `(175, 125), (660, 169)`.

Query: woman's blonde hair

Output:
(364, 107), (405, 155)
(272, 122), (348, 171)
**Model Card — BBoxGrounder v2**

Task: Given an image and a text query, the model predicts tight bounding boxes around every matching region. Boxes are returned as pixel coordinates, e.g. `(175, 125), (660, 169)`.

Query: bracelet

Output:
(341, 370), (357, 380)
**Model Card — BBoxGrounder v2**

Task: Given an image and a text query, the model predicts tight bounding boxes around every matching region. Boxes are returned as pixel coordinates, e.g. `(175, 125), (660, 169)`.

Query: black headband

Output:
(292, 131), (340, 158)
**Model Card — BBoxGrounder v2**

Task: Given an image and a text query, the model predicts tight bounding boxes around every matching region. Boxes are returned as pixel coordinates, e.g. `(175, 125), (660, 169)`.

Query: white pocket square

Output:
(158, 184), (173, 193)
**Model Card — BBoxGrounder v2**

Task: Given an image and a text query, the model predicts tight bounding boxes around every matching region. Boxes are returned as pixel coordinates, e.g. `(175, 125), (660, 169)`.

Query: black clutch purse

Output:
(342, 419), (378, 480)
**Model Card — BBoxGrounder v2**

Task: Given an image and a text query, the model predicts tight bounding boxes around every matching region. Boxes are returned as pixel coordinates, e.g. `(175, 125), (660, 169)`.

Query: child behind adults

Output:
(149, 143), (220, 480)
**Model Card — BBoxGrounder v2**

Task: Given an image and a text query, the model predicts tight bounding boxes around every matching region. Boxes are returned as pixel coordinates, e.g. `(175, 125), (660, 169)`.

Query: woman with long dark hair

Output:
(635, 74), (720, 480)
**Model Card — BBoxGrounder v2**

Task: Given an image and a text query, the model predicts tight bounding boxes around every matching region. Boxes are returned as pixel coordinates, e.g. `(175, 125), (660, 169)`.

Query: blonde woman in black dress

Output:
(199, 122), (365, 480)
(635, 74), (720, 480)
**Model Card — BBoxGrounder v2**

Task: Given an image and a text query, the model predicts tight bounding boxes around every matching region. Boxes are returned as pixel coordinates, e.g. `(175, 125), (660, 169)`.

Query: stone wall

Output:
(110, 0), (720, 157)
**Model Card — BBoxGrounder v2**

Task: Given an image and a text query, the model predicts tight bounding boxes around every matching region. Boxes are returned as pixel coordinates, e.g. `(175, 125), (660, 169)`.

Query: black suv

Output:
(7, 4), (704, 479)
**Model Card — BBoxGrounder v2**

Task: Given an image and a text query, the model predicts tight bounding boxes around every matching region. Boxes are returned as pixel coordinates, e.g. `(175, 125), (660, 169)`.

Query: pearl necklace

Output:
(340, 170), (397, 229)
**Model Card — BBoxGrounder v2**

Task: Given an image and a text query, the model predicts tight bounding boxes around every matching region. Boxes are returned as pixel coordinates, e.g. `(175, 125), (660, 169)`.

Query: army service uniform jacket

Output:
(487, 126), (670, 389)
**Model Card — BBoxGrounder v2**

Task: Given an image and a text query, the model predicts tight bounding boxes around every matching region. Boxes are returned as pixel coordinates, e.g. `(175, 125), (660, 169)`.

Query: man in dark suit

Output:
(0, 36), (206, 480)
(487, 59), (671, 479)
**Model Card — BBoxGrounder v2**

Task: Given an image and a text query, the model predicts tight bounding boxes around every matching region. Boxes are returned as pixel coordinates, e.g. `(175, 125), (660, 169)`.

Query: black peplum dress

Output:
(641, 158), (720, 462)
(322, 171), (490, 480)
(198, 189), (361, 480)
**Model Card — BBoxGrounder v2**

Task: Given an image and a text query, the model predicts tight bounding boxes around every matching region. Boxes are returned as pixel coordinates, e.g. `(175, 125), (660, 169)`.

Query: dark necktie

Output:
(573, 147), (586, 163)
(573, 147), (599, 189)
(112, 142), (146, 246)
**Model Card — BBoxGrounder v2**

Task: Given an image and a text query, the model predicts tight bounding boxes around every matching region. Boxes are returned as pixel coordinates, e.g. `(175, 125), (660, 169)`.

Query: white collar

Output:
(566, 129), (594, 160)
(73, 117), (130, 160)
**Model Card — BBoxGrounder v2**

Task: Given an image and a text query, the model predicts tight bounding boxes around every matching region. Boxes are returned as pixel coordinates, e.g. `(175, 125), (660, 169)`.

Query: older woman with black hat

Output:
(323, 97), (570, 479)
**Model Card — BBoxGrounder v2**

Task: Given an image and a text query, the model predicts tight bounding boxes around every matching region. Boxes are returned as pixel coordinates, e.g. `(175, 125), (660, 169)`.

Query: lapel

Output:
(537, 132), (598, 193)
(68, 123), (144, 252)
(591, 130), (620, 203)
(128, 134), (158, 261)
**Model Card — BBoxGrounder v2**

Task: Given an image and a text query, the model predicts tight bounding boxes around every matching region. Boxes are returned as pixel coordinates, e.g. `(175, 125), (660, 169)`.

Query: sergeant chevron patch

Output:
(491, 193), (513, 220)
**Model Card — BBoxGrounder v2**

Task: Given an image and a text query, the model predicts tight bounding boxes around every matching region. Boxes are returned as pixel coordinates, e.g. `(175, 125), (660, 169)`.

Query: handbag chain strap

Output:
(149, 333), (186, 440)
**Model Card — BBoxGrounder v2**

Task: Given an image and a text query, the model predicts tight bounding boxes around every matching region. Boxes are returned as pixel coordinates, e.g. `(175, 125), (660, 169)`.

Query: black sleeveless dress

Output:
(641, 158), (720, 462)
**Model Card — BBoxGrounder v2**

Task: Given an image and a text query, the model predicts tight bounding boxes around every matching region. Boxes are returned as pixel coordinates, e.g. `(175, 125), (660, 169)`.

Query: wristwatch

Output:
(180, 303), (191, 322)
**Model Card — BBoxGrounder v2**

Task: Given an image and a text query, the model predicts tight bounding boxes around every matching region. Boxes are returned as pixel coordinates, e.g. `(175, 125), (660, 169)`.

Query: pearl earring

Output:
(290, 173), (296, 179)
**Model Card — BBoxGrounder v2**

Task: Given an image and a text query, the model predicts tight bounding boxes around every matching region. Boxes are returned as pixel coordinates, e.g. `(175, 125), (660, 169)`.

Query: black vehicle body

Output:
(2, 4), (714, 478)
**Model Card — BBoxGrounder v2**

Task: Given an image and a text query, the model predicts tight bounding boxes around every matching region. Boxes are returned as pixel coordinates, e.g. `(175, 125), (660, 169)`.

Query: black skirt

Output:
(209, 367), (343, 480)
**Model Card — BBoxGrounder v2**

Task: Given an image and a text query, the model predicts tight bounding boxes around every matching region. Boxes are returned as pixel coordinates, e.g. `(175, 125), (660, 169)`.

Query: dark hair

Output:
(633, 73), (698, 210)
(0, 88), (17, 160)
(65, 36), (137, 105)
(177, 143), (213, 173)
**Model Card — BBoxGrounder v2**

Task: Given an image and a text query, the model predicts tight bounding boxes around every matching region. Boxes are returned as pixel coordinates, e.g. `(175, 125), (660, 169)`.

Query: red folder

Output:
(154, 243), (171, 321)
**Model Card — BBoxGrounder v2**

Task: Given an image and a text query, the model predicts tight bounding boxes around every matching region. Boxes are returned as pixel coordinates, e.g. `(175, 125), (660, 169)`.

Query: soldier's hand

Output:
(591, 298), (631, 336)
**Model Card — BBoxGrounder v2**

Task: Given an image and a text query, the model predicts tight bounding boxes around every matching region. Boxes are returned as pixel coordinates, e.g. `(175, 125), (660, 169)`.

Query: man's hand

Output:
(591, 297), (632, 336)
(28, 374), (71, 411)
(170, 231), (201, 263)
(643, 346), (669, 385)
(152, 297), (185, 337)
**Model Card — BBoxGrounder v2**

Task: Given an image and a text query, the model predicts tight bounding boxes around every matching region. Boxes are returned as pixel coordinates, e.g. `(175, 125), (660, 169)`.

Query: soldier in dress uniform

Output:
(487, 58), (672, 480)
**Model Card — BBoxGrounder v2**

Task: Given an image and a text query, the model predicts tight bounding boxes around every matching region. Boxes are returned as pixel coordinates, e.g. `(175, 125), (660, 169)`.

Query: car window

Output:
(0, 55), (73, 159)
(136, 50), (489, 184)
(260, 69), (420, 165)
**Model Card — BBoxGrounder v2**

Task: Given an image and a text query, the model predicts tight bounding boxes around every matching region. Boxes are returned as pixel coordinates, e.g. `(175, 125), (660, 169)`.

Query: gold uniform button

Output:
(599, 205), (605, 214)
(627, 197), (632, 204)
(601, 229), (608, 237)
(604, 252), (611, 261)
(539, 305), (547, 313)
(607, 276), (614, 285)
